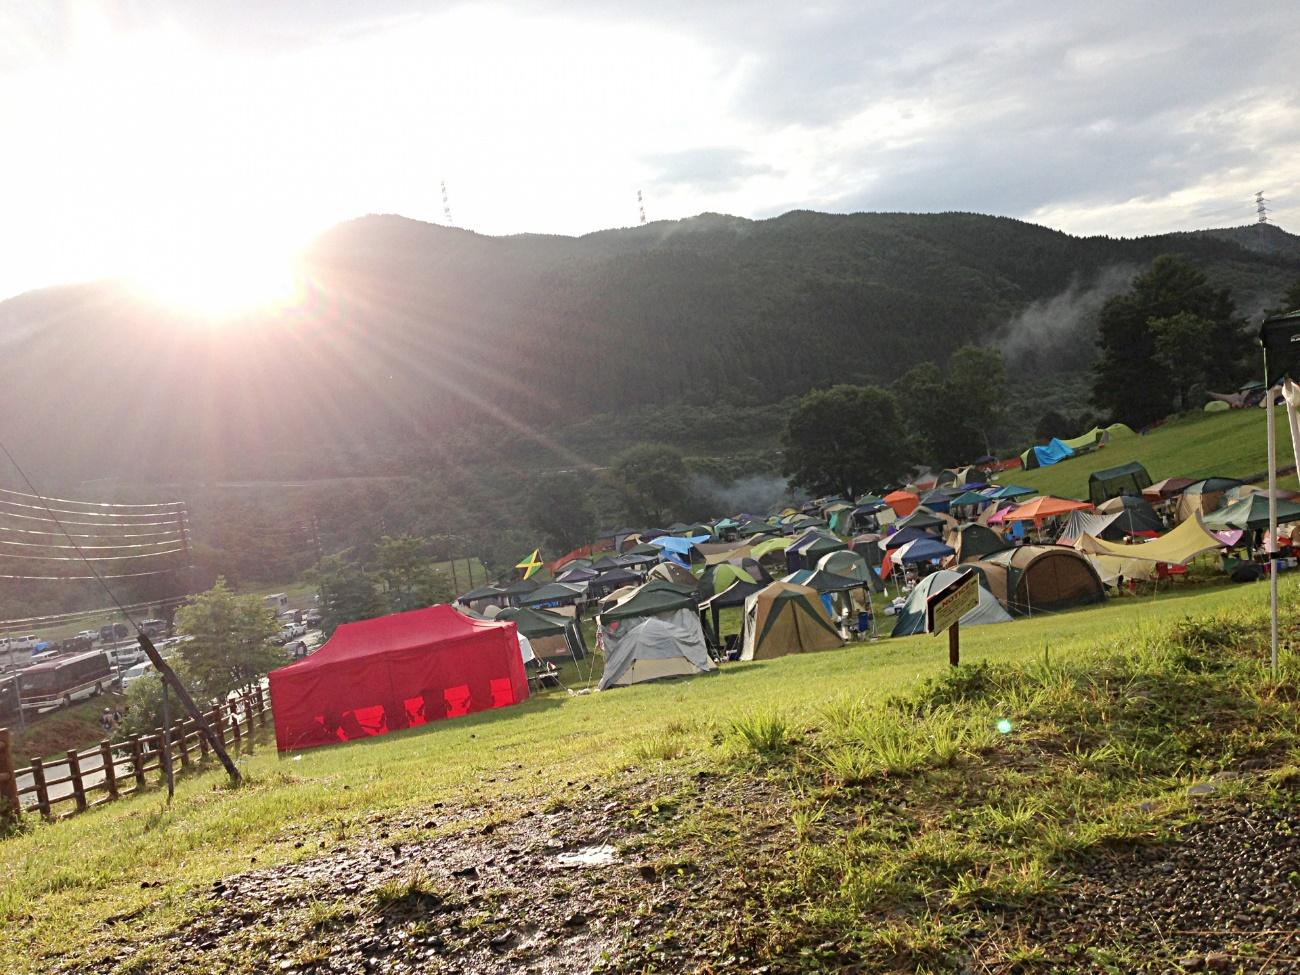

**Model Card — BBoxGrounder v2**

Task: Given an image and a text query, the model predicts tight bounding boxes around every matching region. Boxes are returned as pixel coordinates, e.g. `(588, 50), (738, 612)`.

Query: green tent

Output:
(1203, 495), (1300, 531)
(700, 562), (758, 597)
(1088, 461), (1153, 506)
(598, 579), (698, 623)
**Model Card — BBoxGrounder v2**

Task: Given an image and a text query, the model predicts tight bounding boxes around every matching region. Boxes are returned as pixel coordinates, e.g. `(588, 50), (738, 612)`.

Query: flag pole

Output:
(1265, 348), (1280, 678)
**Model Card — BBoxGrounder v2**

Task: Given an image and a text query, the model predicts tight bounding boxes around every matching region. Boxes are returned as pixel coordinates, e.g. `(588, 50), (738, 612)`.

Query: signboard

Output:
(926, 572), (978, 636)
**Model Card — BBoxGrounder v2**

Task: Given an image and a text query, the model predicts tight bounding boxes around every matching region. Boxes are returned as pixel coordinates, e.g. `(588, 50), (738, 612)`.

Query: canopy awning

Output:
(1074, 513), (1222, 564)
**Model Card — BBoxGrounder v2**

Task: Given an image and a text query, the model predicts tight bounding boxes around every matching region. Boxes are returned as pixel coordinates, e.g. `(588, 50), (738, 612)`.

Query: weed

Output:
(727, 709), (793, 757)
(372, 868), (442, 911)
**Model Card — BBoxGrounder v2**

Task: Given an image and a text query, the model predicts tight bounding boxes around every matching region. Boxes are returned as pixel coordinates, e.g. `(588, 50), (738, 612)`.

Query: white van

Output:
(121, 660), (155, 690)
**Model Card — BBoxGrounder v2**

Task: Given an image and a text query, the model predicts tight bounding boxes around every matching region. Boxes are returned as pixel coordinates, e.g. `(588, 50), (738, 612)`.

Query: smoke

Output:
(998, 265), (1136, 361)
(694, 474), (798, 516)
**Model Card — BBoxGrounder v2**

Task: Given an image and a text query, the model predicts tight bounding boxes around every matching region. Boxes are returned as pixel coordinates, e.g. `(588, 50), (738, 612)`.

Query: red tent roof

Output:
(884, 490), (920, 516)
(269, 604), (528, 752)
(285, 604), (511, 672)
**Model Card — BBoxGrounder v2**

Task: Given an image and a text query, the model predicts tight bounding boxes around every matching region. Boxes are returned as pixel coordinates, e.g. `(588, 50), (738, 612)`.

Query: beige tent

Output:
(740, 582), (843, 661)
(647, 561), (699, 588)
(1074, 513), (1221, 565)
(968, 545), (1106, 616)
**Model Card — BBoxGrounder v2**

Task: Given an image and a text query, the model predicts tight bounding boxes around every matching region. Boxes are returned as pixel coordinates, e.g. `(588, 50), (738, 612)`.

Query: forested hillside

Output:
(0, 211), (1296, 488)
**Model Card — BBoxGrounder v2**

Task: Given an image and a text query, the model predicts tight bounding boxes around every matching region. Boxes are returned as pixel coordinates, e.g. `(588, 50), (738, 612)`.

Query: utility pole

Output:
(1256, 191), (1270, 225)
(637, 190), (647, 226)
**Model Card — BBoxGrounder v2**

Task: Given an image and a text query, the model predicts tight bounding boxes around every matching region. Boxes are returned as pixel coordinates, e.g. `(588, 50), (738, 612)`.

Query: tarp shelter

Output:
(1075, 512), (1223, 565)
(1088, 461), (1153, 506)
(699, 578), (765, 647)
(890, 567), (1012, 636)
(740, 582), (843, 661)
(1175, 478), (1246, 523)
(1143, 477), (1196, 501)
(457, 584), (507, 606)
(948, 490), (993, 510)
(518, 582), (586, 607)
(897, 537), (956, 563)
(945, 524), (1005, 563)
(494, 606), (586, 661)
(986, 484), (1036, 500)
(1004, 496), (1093, 527)
(649, 535), (709, 562)
(882, 526), (939, 550)
(1020, 438), (1075, 470)
(884, 490), (920, 516)
(1202, 494), (1300, 531)
(597, 582), (714, 690)
(269, 605), (528, 753)
(1057, 510), (1126, 544)
(968, 545), (1105, 615)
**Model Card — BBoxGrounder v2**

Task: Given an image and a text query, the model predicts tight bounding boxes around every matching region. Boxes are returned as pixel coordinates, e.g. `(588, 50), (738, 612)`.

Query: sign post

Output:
(925, 572), (978, 667)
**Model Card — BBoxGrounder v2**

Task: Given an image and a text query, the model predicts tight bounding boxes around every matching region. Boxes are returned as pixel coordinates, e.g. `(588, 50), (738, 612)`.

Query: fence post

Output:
(100, 740), (118, 801)
(243, 698), (255, 751)
(155, 728), (170, 787)
(197, 713), (210, 761)
(229, 703), (242, 752)
(130, 735), (145, 789)
(67, 748), (87, 814)
(29, 756), (50, 819)
(0, 729), (19, 823)
(255, 685), (268, 726)
(175, 719), (190, 769)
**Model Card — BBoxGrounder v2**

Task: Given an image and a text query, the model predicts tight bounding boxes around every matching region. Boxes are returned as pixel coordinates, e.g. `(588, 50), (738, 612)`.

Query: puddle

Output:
(551, 844), (620, 868)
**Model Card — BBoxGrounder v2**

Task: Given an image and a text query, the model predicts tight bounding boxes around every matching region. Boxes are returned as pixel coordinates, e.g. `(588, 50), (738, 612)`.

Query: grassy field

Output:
(0, 576), (1292, 973)
(1008, 407), (1297, 500)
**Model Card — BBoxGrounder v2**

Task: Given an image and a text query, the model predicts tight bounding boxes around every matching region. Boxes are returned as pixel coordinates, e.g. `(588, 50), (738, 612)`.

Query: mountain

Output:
(1, 211), (1297, 486)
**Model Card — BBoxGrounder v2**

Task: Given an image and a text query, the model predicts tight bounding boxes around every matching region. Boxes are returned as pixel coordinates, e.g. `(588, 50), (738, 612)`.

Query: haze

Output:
(2, 1), (1298, 303)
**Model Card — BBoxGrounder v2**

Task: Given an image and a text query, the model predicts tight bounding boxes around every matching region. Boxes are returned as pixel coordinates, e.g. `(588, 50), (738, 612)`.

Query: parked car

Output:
(60, 635), (94, 654)
(120, 660), (155, 691)
(140, 619), (169, 638)
(77, 629), (99, 643)
(99, 625), (116, 643)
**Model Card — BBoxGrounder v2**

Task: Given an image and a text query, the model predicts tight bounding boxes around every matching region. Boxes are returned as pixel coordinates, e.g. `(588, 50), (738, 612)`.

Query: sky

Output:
(2, 0), (1299, 303)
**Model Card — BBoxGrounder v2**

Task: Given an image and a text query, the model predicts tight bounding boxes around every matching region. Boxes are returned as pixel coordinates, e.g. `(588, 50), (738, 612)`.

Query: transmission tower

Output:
(441, 180), (455, 227)
(637, 189), (646, 226)
(1256, 190), (1270, 225)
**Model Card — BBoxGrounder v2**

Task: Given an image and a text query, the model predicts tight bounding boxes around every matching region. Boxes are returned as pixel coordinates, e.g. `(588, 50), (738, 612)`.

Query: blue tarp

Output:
(648, 535), (709, 555)
(1032, 438), (1075, 467)
(898, 538), (956, 563)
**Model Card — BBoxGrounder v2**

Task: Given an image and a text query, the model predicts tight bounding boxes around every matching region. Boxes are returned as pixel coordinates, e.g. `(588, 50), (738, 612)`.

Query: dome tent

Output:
(968, 545), (1105, 616)
(740, 581), (843, 661)
(890, 568), (1012, 637)
(596, 581), (715, 690)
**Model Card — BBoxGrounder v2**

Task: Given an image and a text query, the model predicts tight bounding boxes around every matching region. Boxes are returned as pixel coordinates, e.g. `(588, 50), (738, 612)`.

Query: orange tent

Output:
(1003, 496), (1093, 527)
(884, 490), (920, 517)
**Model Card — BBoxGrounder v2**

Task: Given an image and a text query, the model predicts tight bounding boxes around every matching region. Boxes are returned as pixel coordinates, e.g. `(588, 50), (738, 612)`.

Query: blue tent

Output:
(1031, 438), (1074, 468)
(919, 490), (952, 513)
(898, 537), (956, 563)
(949, 490), (993, 508)
(882, 526), (939, 550)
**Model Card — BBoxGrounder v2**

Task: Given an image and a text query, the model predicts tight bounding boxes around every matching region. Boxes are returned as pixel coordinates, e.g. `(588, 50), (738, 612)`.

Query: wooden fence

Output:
(0, 686), (271, 824)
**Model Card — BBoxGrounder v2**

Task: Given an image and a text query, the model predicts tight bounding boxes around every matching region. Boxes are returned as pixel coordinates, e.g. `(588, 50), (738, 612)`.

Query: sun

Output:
(130, 236), (304, 320)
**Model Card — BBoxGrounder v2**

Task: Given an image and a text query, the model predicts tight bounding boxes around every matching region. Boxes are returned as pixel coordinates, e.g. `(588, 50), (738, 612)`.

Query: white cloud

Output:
(1, 1), (1298, 300)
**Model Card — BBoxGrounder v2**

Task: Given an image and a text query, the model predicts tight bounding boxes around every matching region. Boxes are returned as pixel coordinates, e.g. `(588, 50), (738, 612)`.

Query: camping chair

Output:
(527, 659), (561, 692)
(1155, 562), (1187, 590)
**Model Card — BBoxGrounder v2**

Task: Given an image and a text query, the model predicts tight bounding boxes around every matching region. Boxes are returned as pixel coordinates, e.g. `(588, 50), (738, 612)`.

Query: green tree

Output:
(122, 662), (194, 737)
(373, 535), (453, 612)
(896, 362), (962, 466)
(947, 345), (1008, 455)
(1093, 255), (1242, 426)
(1150, 312), (1215, 412)
(312, 556), (386, 636)
(527, 472), (597, 553)
(175, 579), (286, 700)
(1034, 408), (1072, 442)
(782, 385), (912, 498)
(608, 443), (691, 526)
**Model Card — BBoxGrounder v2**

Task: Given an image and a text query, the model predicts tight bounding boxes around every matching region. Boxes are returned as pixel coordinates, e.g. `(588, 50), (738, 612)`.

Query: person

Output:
(99, 708), (113, 733)
(111, 707), (123, 725)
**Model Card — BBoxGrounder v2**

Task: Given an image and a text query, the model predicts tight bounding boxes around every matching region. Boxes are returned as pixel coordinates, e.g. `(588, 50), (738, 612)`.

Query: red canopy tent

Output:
(269, 605), (528, 752)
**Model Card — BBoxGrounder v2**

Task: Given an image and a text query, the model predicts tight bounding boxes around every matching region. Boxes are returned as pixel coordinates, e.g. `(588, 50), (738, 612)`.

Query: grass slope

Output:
(1008, 408), (1296, 501)
(0, 579), (1292, 972)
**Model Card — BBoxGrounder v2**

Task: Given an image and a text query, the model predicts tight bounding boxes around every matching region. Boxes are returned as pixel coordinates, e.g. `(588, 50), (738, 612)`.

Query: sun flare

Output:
(129, 238), (304, 319)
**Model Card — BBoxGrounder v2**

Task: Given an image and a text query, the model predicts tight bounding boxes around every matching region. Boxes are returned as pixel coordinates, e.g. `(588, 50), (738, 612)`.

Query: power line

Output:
(0, 485), (184, 509)
(0, 496), (185, 520)
(0, 508), (186, 529)
(0, 547), (186, 561)
(0, 568), (185, 582)
(0, 523), (183, 540)
(0, 537), (186, 551)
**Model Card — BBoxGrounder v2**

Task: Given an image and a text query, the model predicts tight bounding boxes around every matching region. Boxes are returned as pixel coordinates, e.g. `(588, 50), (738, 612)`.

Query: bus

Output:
(19, 651), (112, 709)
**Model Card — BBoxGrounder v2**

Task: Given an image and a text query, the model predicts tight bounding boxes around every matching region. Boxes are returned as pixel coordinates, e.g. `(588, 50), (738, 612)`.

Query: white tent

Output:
(597, 609), (715, 689)
(890, 568), (1012, 637)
